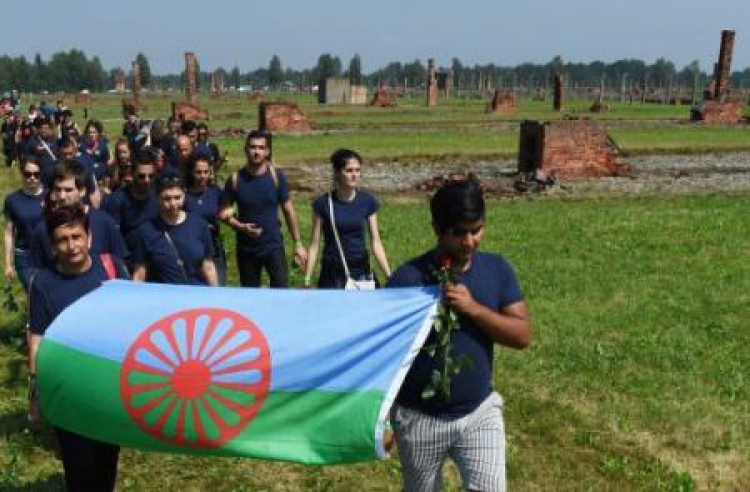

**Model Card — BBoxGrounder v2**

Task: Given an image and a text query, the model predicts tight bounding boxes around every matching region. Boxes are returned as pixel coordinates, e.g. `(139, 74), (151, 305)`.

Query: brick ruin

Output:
(691, 30), (743, 124)
(553, 74), (564, 111)
(121, 60), (144, 115)
(370, 87), (396, 107)
(436, 70), (453, 102)
(258, 102), (312, 133)
(427, 59), (438, 107)
(518, 119), (630, 180)
(485, 89), (517, 113)
(113, 69), (126, 93)
(210, 71), (227, 96)
(174, 52), (209, 120)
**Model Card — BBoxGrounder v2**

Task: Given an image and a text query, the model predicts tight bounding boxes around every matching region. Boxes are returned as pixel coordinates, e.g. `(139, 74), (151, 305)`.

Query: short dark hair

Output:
(45, 203), (89, 239)
(53, 160), (87, 190)
(330, 148), (362, 173)
(135, 147), (158, 166)
(245, 129), (272, 157)
(430, 179), (485, 234)
(181, 120), (197, 134)
(155, 171), (184, 195)
(84, 119), (104, 134)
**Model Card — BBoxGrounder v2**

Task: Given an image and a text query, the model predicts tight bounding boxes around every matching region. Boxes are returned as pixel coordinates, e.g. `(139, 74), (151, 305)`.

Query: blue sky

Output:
(3, 0), (749, 73)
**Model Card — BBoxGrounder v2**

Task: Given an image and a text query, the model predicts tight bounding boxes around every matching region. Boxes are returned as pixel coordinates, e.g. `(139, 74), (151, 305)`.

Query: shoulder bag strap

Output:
(100, 253), (117, 280)
(328, 192), (351, 280)
(163, 230), (189, 281)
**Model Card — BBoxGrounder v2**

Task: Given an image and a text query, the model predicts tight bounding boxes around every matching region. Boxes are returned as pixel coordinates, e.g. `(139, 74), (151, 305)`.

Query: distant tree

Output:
(403, 59), (426, 87)
(135, 52), (152, 87)
(314, 54), (342, 82)
(230, 66), (241, 89)
(268, 55), (283, 88)
(347, 54), (362, 85)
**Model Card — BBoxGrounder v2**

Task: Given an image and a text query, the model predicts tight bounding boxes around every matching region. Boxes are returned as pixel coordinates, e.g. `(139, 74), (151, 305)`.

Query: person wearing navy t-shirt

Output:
(57, 137), (101, 209)
(132, 172), (218, 286)
(29, 161), (127, 269)
(27, 204), (128, 491)
(386, 179), (532, 492)
(79, 119), (111, 184)
(304, 148), (391, 288)
(184, 154), (227, 285)
(103, 149), (159, 256)
(3, 157), (45, 291)
(219, 130), (306, 287)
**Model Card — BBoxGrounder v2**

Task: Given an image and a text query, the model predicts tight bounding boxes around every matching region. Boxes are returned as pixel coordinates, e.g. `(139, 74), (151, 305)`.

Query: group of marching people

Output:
(3, 103), (532, 491)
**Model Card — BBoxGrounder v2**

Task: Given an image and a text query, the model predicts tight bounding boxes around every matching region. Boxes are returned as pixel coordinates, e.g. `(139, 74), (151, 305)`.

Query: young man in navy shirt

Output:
(28, 203), (128, 491)
(220, 130), (306, 287)
(387, 179), (532, 491)
(103, 148), (159, 258)
(29, 161), (127, 269)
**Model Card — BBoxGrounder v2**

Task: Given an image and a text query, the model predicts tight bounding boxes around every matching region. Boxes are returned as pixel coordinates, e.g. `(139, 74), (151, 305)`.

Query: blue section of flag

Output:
(45, 281), (438, 393)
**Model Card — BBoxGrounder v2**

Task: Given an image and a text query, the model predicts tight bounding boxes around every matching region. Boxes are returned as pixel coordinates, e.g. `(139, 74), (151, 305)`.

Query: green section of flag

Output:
(38, 340), (385, 464)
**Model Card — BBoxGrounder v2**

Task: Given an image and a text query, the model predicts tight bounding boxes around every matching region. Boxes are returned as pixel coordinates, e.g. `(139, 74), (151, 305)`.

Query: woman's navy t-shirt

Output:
(132, 213), (214, 285)
(312, 190), (379, 262)
(185, 185), (222, 228)
(386, 250), (523, 417)
(3, 189), (45, 250)
(29, 254), (129, 335)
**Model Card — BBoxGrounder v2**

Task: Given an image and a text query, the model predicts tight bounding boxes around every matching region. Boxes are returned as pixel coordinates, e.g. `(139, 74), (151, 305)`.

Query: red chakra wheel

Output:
(121, 308), (271, 448)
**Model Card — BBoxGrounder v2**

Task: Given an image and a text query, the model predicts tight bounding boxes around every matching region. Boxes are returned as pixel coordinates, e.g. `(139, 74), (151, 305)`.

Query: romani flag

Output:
(36, 280), (438, 464)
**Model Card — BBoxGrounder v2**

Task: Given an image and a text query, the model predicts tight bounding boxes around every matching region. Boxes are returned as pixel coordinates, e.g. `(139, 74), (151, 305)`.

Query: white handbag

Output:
(329, 192), (376, 291)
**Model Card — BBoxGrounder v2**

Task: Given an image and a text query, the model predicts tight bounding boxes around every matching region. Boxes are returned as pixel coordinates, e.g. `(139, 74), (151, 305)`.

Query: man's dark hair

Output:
(33, 117), (51, 129)
(155, 171), (184, 195)
(330, 148), (362, 173)
(135, 147), (158, 166)
(53, 160), (87, 190)
(45, 203), (89, 239)
(181, 120), (197, 134)
(245, 129), (272, 158)
(196, 122), (208, 133)
(430, 179), (485, 234)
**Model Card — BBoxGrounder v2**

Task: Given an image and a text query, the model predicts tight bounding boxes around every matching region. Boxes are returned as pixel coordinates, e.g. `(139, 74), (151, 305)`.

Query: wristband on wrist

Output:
(304, 275), (311, 286)
(294, 240), (303, 248)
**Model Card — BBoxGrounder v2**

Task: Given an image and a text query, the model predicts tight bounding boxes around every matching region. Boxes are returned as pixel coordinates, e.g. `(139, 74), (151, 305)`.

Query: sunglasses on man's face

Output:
(137, 173), (155, 181)
(23, 171), (41, 178)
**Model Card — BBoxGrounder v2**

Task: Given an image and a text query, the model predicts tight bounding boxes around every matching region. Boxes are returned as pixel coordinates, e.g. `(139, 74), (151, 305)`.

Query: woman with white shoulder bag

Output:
(304, 148), (391, 289)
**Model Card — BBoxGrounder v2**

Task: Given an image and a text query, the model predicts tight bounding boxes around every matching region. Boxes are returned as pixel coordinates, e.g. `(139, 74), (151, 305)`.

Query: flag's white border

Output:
(375, 291), (439, 458)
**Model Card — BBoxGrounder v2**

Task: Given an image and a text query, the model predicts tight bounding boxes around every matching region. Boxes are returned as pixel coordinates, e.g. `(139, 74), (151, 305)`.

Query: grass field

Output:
(1, 93), (749, 490)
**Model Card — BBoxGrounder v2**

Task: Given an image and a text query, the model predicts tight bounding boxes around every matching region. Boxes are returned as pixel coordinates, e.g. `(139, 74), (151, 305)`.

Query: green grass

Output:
(33, 92), (750, 168)
(1, 185), (748, 490)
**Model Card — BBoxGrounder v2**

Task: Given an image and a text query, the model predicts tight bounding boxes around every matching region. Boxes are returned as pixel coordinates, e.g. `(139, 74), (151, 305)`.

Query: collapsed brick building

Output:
(518, 119), (630, 180)
(486, 89), (517, 114)
(691, 30), (743, 124)
(258, 102), (312, 133)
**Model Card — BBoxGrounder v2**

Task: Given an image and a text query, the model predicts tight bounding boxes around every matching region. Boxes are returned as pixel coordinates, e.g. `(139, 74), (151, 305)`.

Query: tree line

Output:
(3, 50), (750, 94)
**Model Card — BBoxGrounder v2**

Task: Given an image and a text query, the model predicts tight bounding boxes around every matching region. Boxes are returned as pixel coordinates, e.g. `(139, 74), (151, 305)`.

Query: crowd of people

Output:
(2, 100), (531, 491)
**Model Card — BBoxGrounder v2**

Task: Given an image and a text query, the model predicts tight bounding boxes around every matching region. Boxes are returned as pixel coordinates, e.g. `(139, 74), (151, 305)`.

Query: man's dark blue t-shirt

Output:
(3, 189), (45, 250)
(29, 254), (129, 335)
(29, 208), (128, 269)
(312, 190), (379, 262)
(386, 250), (523, 417)
(103, 187), (159, 247)
(223, 167), (290, 256)
(185, 185), (222, 227)
(132, 213), (214, 285)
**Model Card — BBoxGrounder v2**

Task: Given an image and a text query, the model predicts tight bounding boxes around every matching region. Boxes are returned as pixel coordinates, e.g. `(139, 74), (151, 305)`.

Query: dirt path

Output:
(286, 152), (750, 196)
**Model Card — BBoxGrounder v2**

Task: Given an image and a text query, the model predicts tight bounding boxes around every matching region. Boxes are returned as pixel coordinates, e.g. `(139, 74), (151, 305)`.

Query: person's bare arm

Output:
(4, 220), (15, 281)
(304, 212), (323, 286)
(367, 213), (391, 279)
(281, 199), (307, 268)
(201, 258), (219, 286)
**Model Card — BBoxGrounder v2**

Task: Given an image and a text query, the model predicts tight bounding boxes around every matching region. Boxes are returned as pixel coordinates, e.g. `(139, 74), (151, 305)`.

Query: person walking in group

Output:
(184, 153), (227, 285)
(28, 203), (129, 491)
(3, 157), (45, 291)
(219, 130), (306, 287)
(386, 179), (532, 492)
(303, 148), (390, 288)
(131, 172), (218, 286)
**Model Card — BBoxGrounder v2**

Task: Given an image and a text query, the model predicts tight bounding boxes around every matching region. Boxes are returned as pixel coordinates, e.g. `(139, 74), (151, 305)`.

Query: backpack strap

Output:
(100, 253), (117, 280)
